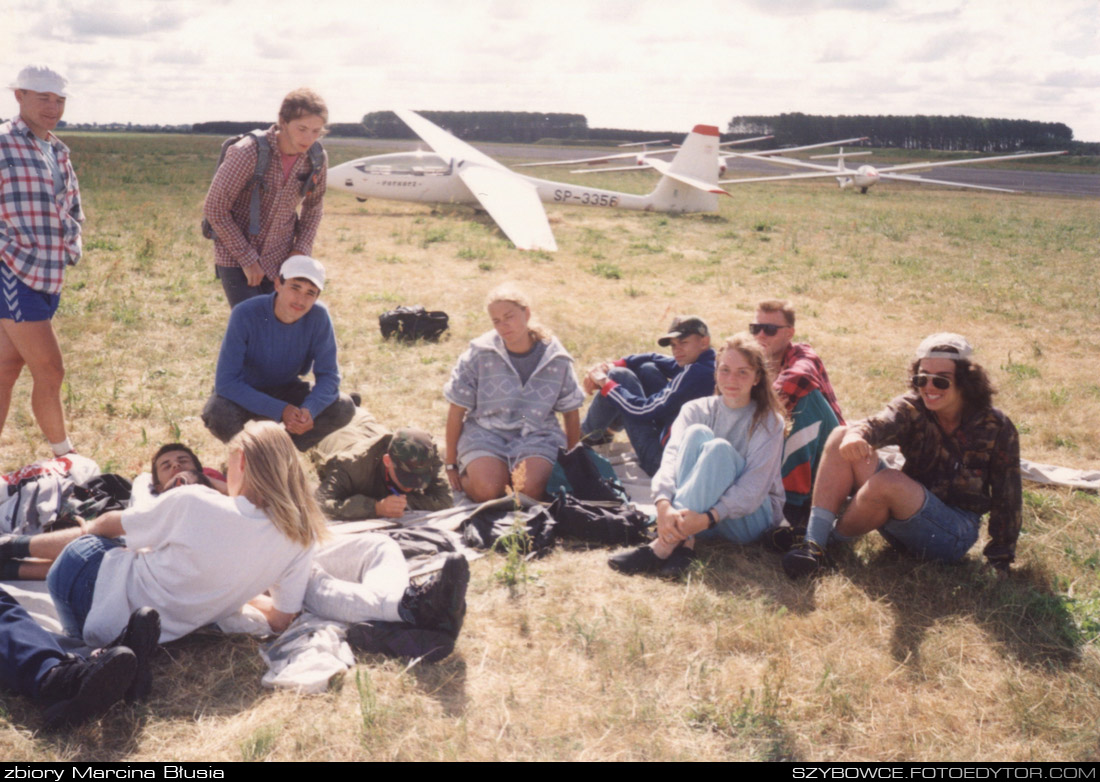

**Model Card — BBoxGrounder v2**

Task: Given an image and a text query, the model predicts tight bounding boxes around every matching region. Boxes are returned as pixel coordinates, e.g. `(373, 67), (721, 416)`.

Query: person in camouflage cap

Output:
(782, 333), (1022, 580)
(312, 408), (452, 520)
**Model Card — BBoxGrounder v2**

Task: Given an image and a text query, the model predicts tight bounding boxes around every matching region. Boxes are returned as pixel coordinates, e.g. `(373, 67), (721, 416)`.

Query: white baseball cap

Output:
(11, 65), (69, 97)
(915, 333), (973, 361)
(279, 255), (325, 290)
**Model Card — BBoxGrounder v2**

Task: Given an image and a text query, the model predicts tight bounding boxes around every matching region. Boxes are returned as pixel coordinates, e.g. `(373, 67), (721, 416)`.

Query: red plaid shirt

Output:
(202, 126), (326, 280)
(0, 117), (83, 294)
(773, 342), (844, 424)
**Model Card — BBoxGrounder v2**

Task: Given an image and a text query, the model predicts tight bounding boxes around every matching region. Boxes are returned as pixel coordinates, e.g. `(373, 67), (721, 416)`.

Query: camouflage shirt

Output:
(853, 393), (1022, 567)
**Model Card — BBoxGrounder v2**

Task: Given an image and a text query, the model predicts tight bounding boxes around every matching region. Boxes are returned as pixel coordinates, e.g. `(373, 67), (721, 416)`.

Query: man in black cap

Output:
(580, 315), (716, 476)
(312, 408), (452, 520)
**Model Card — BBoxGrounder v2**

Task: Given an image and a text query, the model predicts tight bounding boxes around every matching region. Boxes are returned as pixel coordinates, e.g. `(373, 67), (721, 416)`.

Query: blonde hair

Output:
(228, 421), (327, 547)
(718, 333), (785, 434)
(485, 282), (551, 342)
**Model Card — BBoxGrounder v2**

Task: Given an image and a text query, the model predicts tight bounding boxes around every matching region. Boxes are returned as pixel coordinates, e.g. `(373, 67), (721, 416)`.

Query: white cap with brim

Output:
(915, 332), (973, 361)
(279, 255), (325, 290)
(11, 65), (69, 98)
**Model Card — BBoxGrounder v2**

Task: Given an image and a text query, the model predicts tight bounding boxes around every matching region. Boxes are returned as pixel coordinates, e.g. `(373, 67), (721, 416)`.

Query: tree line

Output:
(728, 113), (1073, 152)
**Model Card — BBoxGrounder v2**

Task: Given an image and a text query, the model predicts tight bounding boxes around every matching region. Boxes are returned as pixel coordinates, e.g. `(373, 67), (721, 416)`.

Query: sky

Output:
(3, 0), (1098, 141)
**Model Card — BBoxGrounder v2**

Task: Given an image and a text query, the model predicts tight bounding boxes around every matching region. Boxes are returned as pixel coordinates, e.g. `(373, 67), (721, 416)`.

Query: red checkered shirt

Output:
(0, 117), (83, 294)
(773, 342), (845, 424)
(202, 125), (326, 280)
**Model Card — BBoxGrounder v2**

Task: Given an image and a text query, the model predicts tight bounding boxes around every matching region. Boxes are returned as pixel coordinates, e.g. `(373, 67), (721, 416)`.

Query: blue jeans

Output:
(879, 487), (981, 562)
(671, 424), (774, 545)
(0, 586), (73, 697)
(46, 536), (123, 640)
(582, 363), (668, 476)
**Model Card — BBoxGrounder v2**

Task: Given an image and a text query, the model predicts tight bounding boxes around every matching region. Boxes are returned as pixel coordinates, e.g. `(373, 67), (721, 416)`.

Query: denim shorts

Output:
(0, 264), (60, 322)
(878, 487), (981, 562)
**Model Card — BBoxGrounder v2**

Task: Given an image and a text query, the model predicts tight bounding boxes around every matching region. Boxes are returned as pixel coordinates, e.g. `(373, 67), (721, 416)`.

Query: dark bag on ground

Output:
(546, 444), (627, 503)
(546, 493), (651, 546)
(379, 305), (450, 342)
(461, 503), (557, 557)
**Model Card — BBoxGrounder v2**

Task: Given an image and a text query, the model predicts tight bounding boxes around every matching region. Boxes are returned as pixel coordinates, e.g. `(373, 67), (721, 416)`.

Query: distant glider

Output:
(719, 145), (1067, 194)
(326, 110), (730, 252)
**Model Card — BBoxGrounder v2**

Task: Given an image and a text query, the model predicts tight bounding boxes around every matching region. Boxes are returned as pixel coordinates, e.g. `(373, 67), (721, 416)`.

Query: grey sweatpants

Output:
(303, 534), (409, 624)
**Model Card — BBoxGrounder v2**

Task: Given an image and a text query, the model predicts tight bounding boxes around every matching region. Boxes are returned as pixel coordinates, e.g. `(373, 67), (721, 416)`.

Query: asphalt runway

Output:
(326, 136), (1100, 198)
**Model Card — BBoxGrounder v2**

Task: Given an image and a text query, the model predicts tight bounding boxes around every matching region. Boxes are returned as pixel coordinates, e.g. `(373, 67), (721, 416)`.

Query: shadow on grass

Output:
(408, 655), (469, 718)
(0, 634), (269, 761)
(837, 546), (1084, 670)
(692, 543), (820, 616)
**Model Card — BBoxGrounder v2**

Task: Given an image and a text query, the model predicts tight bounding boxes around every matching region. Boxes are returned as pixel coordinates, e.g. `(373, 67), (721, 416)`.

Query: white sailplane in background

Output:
(719, 146), (1067, 194)
(326, 110), (729, 252)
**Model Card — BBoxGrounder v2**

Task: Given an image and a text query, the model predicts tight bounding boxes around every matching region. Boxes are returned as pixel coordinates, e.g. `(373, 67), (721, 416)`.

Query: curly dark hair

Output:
(910, 348), (995, 412)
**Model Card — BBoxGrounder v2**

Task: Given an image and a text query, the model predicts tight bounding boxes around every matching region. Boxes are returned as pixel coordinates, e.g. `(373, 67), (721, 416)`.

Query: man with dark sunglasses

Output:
(782, 333), (1021, 580)
(752, 300), (844, 527)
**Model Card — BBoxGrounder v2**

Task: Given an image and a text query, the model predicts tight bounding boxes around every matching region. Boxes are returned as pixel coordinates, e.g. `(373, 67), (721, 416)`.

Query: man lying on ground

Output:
(782, 333), (1021, 580)
(312, 408), (452, 521)
(0, 443), (225, 580)
(581, 315), (716, 476)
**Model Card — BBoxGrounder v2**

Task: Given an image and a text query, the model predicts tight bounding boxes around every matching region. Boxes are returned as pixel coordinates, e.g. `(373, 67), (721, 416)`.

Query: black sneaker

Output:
(107, 607), (160, 703)
(608, 545), (661, 575)
(657, 546), (698, 579)
(582, 429), (616, 446)
(782, 540), (827, 580)
(766, 524), (803, 554)
(38, 647), (137, 730)
(397, 553), (469, 638)
(346, 621), (456, 664)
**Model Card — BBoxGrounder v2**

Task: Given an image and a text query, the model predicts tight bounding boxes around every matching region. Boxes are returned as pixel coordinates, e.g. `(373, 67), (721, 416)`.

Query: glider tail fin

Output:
(647, 124), (722, 212)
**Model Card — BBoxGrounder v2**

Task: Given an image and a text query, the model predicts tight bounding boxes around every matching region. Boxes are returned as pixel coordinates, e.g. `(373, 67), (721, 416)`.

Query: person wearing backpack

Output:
(202, 88), (328, 307)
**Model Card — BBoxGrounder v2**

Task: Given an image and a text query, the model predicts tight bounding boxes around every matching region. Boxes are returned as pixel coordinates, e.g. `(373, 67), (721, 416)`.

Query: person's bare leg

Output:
(0, 320), (67, 444)
(809, 426), (879, 513)
(27, 526), (84, 562)
(514, 457), (553, 500)
(836, 469), (926, 537)
(17, 561), (51, 580)
(461, 457), (510, 502)
(0, 326), (26, 437)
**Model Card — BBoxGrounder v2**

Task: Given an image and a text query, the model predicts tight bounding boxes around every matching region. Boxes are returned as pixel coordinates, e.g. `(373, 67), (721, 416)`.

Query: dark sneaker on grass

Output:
(657, 546), (698, 579)
(347, 621), (456, 664)
(608, 544), (661, 575)
(782, 540), (827, 580)
(107, 607), (160, 702)
(398, 553), (469, 638)
(766, 524), (803, 554)
(39, 647), (136, 730)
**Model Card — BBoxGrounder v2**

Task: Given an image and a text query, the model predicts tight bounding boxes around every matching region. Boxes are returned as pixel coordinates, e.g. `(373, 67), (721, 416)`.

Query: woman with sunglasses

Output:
(782, 333), (1022, 580)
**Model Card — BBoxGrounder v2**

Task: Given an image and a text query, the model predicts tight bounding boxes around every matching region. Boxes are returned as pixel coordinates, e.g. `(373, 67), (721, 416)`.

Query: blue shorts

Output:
(878, 486), (981, 562)
(0, 265), (60, 322)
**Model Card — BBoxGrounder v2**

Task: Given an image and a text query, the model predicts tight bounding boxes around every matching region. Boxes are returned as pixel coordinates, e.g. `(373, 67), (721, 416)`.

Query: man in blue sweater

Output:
(202, 255), (355, 451)
(581, 315), (716, 476)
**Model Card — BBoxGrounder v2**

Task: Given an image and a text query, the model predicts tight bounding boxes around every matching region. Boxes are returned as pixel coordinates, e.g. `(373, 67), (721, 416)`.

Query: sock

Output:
(804, 507), (837, 548)
(0, 535), (31, 560)
(50, 438), (74, 456)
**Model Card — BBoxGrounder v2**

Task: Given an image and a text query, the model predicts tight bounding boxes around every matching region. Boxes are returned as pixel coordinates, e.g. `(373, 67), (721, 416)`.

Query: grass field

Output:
(0, 134), (1097, 761)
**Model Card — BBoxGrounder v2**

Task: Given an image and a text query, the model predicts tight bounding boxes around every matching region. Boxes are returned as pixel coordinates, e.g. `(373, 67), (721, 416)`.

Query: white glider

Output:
(326, 110), (729, 251)
(720, 146), (1067, 194)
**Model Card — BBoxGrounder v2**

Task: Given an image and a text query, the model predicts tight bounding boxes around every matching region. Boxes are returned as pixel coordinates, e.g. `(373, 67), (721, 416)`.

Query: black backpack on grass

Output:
(379, 305), (450, 342)
(201, 130), (325, 240)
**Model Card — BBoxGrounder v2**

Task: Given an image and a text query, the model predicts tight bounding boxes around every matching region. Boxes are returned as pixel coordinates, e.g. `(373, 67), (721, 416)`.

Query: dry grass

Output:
(0, 135), (1097, 761)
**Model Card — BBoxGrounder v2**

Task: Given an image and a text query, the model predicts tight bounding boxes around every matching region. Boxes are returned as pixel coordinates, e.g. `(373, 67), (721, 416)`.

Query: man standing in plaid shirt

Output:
(752, 299), (844, 528)
(0, 65), (82, 457)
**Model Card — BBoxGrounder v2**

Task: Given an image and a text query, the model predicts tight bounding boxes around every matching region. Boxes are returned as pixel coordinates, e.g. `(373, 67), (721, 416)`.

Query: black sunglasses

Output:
(749, 323), (788, 337)
(912, 374), (953, 390)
